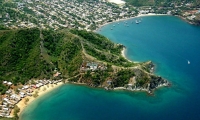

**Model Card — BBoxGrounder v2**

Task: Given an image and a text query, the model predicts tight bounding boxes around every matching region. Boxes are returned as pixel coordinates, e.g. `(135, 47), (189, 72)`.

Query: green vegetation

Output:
(13, 105), (20, 120)
(113, 69), (135, 87)
(71, 30), (135, 67)
(0, 25), (9, 30)
(0, 28), (83, 93)
(24, 98), (29, 104)
(0, 28), (135, 93)
(0, 117), (15, 120)
(33, 91), (39, 98)
(0, 28), (165, 96)
(0, 28), (42, 85)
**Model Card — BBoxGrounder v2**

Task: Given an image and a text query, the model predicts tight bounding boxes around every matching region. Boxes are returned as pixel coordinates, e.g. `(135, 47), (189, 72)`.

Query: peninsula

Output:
(0, 28), (169, 119)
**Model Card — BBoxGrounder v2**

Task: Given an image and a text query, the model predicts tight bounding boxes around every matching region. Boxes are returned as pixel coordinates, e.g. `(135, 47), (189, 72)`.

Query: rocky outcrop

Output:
(149, 75), (169, 92)
(76, 61), (170, 94)
(113, 61), (170, 94)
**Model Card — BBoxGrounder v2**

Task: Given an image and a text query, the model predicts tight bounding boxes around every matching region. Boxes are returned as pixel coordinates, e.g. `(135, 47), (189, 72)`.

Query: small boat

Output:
(110, 28), (113, 30)
(188, 60), (190, 64)
(135, 20), (139, 24)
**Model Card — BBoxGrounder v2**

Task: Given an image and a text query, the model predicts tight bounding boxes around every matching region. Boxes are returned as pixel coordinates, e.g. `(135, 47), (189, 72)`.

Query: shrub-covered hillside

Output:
(0, 29), (83, 92)
(0, 28), (135, 93)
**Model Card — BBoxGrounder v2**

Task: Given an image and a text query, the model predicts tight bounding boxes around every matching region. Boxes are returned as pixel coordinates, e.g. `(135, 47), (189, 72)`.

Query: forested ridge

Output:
(0, 28), (136, 94)
(0, 28), (81, 93)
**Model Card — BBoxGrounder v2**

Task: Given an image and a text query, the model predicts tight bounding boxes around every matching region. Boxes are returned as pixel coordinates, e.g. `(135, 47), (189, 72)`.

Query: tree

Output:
(24, 98), (29, 105)
(43, 87), (46, 91)
(14, 87), (20, 94)
(13, 105), (20, 119)
(33, 91), (38, 98)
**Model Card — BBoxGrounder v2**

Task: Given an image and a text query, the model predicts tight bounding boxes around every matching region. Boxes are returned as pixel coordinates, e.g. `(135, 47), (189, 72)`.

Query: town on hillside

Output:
(0, 0), (200, 31)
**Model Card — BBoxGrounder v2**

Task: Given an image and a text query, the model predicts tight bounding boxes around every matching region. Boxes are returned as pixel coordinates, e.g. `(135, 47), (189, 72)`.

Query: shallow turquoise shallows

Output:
(20, 16), (200, 120)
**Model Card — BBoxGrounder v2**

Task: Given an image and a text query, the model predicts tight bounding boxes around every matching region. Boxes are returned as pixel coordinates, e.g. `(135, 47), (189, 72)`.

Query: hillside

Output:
(0, 28), (169, 94)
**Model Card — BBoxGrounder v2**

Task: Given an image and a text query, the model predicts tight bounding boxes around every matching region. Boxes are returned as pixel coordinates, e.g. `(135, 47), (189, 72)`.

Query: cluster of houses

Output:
(1, 0), (136, 30)
(1, 0), (200, 30)
(183, 10), (200, 20)
(80, 61), (107, 71)
(0, 79), (62, 117)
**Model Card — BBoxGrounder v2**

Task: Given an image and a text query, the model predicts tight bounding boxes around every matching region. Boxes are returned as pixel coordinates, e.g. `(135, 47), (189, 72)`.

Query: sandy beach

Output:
(121, 47), (139, 63)
(96, 13), (168, 31)
(137, 13), (168, 17)
(97, 13), (168, 64)
(121, 47), (131, 62)
(10, 82), (64, 117)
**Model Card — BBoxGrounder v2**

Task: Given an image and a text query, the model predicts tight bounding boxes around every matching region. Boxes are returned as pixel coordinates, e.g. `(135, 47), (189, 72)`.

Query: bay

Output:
(20, 16), (200, 120)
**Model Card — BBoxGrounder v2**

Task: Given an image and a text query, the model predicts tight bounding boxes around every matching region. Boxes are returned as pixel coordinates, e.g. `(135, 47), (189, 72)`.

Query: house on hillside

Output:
(80, 61), (107, 71)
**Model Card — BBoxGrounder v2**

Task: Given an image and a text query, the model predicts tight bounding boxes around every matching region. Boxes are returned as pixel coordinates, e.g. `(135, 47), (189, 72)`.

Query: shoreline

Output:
(176, 15), (200, 26)
(113, 82), (170, 94)
(16, 80), (170, 118)
(95, 13), (168, 32)
(11, 82), (64, 118)
(14, 13), (170, 119)
(121, 47), (139, 63)
(96, 13), (169, 64)
(17, 13), (168, 117)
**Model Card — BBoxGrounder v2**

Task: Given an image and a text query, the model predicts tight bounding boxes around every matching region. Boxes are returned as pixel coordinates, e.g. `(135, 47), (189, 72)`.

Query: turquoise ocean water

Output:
(20, 16), (200, 120)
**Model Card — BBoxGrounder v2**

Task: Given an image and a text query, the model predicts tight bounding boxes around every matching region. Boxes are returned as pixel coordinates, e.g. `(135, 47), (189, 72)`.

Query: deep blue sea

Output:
(20, 16), (200, 120)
